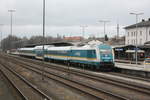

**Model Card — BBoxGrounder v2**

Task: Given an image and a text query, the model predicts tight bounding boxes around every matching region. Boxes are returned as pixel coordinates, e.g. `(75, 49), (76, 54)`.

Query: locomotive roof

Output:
(47, 46), (72, 50)
(71, 45), (97, 50)
(46, 44), (112, 50)
(34, 45), (54, 49)
(47, 45), (97, 51)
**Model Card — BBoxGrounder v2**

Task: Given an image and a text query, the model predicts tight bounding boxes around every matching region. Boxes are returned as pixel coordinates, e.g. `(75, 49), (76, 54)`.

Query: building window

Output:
(132, 32), (133, 37)
(149, 30), (150, 35)
(128, 40), (130, 44)
(140, 39), (142, 45)
(134, 32), (136, 36)
(132, 40), (134, 44)
(140, 31), (142, 36)
(128, 32), (129, 36)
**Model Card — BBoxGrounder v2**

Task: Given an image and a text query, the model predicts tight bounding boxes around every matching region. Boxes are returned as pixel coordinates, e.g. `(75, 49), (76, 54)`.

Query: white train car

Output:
(18, 47), (35, 57)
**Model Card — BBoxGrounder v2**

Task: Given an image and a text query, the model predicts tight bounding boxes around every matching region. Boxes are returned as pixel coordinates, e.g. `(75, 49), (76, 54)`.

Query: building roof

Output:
(124, 19), (150, 29)
(64, 36), (83, 41)
(24, 42), (74, 47)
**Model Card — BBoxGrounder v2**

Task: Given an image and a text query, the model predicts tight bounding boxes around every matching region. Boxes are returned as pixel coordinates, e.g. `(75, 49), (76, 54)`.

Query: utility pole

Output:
(130, 12), (144, 65)
(0, 24), (3, 50)
(99, 20), (110, 40)
(8, 9), (15, 49)
(42, 0), (46, 81)
(80, 25), (88, 40)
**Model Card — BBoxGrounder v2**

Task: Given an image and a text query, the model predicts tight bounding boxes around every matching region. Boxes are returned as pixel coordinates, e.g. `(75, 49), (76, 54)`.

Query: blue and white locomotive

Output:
(18, 44), (115, 70)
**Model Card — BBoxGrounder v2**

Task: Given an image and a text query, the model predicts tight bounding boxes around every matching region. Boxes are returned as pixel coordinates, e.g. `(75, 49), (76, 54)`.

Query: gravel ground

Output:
(0, 71), (21, 100)
(8, 61), (99, 100)
(30, 63), (150, 100)
(6, 57), (150, 100)
(21, 60), (150, 100)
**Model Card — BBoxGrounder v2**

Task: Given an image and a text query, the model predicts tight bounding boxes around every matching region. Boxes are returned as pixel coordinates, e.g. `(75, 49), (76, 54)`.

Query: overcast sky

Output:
(0, 0), (150, 39)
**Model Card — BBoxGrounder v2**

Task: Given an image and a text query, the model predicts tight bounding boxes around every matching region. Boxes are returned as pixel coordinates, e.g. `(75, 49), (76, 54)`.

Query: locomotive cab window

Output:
(100, 50), (112, 54)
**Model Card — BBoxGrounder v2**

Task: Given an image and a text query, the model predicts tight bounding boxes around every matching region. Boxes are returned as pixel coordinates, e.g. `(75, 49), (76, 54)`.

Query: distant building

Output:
(108, 36), (125, 46)
(124, 18), (150, 45)
(63, 36), (83, 41)
(87, 40), (103, 45)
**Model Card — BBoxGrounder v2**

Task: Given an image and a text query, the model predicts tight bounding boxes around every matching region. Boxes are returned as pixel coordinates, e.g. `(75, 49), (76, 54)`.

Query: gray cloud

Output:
(0, 0), (150, 38)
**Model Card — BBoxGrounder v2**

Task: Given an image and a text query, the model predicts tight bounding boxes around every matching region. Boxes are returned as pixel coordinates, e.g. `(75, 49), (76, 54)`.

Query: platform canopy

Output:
(125, 50), (145, 53)
(24, 42), (74, 47)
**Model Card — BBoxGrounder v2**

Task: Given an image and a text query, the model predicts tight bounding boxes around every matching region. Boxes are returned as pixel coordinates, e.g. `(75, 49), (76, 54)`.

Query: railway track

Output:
(1, 54), (150, 99)
(8, 54), (150, 91)
(15, 58), (150, 96)
(0, 67), (27, 100)
(0, 54), (129, 100)
(0, 59), (52, 100)
(8, 54), (150, 83)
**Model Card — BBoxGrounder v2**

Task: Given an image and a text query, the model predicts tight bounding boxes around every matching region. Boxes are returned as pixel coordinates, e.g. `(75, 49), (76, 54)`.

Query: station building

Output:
(124, 18), (150, 45)
(113, 19), (150, 62)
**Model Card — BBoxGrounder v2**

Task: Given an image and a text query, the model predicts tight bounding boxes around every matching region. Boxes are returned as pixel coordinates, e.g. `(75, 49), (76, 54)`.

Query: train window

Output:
(92, 50), (96, 55)
(87, 50), (96, 58)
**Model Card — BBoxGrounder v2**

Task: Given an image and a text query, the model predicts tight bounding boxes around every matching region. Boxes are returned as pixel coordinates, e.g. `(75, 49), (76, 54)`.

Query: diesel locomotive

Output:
(18, 44), (115, 70)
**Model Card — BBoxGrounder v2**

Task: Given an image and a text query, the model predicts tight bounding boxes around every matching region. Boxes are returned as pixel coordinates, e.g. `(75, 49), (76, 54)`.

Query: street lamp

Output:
(130, 12), (144, 65)
(80, 25), (88, 40)
(117, 20), (120, 39)
(42, 0), (46, 80)
(99, 20), (110, 40)
(8, 10), (16, 36)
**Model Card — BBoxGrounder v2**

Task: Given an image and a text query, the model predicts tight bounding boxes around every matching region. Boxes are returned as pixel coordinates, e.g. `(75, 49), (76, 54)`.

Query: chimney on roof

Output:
(148, 18), (150, 21)
(142, 19), (145, 22)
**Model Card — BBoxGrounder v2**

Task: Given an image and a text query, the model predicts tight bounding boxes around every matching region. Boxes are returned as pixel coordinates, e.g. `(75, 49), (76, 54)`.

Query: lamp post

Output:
(8, 10), (15, 36)
(42, 0), (46, 80)
(117, 21), (120, 39)
(80, 25), (88, 40)
(99, 20), (110, 40)
(130, 12), (143, 65)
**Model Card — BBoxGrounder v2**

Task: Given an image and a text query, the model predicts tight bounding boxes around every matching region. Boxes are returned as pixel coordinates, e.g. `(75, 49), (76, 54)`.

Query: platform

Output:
(115, 62), (150, 77)
(115, 59), (143, 65)
(115, 62), (150, 72)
